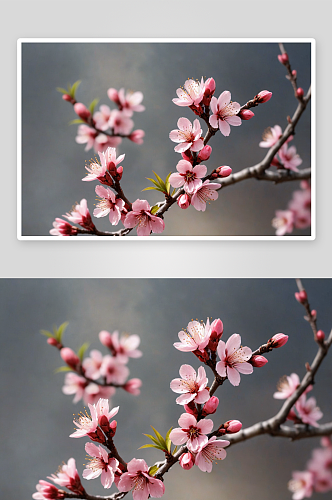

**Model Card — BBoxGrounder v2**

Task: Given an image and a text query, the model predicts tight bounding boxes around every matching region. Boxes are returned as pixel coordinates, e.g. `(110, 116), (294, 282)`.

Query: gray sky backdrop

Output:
(1, 278), (330, 499)
(21, 41), (311, 236)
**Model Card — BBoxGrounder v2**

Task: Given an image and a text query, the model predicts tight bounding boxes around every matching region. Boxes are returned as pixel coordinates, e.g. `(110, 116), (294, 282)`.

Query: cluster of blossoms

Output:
(288, 438), (332, 499)
(70, 87), (145, 153)
(272, 180), (311, 236)
(47, 328), (142, 405)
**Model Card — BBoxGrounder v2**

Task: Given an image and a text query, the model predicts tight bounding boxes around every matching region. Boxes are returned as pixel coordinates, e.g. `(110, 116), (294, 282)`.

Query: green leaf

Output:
(143, 433), (161, 447)
(69, 118), (85, 125)
(54, 321), (69, 343)
(138, 444), (160, 450)
(146, 177), (162, 189)
(151, 426), (167, 450)
(152, 171), (165, 187)
(165, 172), (172, 194)
(150, 205), (159, 215)
(165, 427), (173, 453)
(56, 87), (69, 94)
(54, 366), (73, 373)
(88, 98), (99, 115)
(148, 465), (159, 477)
(142, 186), (164, 193)
(77, 342), (89, 362)
(69, 80), (82, 98)
(40, 329), (54, 338)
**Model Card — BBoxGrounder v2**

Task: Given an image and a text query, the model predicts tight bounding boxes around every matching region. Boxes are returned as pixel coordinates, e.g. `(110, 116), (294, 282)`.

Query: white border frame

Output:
(17, 38), (316, 241)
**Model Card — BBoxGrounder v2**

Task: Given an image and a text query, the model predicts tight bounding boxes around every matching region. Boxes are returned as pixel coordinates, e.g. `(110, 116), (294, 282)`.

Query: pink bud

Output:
(296, 87), (304, 98)
(287, 409), (298, 422)
(239, 109), (255, 120)
(98, 330), (114, 351)
(295, 290), (307, 304)
(292, 70), (297, 78)
(60, 347), (80, 370)
(179, 452), (194, 470)
(224, 420), (242, 434)
(250, 355), (268, 367)
(107, 87), (120, 105)
(177, 193), (191, 209)
(73, 102), (91, 121)
(217, 166), (232, 178)
(205, 77), (216, 94)
(202, 396), (219, 417)
(38, 480), (64, 500)
(321, 436), (332, 448)
(52, 218), (78, 236)
(316, 330), (325, 342)
(181, 149), (193, 164)
(116, 166), (123, 180)
(109, 420), (117, 437)
(99, 414), (110, 433)
(47, 337), (62, 349)
(193, 348), (209, 362)
(184, 401), (199, 418)
(62, 94), (72, 102)
(123, 378), (142, 395)
(270, 333), (289, 348)
(311, 310), (317, 320)
(208, 318), (223, 350)
(129, 129), (145, 144)
(197, 145), (212, 162)
(257, 90), (272, 103)
(271, 156), (281, 167)
(278, 53), (289, 64)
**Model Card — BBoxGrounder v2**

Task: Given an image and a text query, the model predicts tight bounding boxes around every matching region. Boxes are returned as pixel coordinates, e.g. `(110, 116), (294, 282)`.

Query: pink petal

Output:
(218, 90), (231, 109)
(194, 388), (210, 404)
(124, 212), (139, 228)
(178, 412), (197, 428)
(218, 120), (231, 136)
(177, 117), (192, 131)
(176, 393), (195, 405)
(216, 360), (227, 378)
(227, 367), (241, 386)
(149, 216), (165, 234)
(170, 378), (189, 394)
(147, 477), (165, 498)
(85, 442), (100, 457)
(198, 418), (214, 434)
(226, 115), (242, 126)
(174, 142), (191, 153)
(226, 333), (241, 354)
(169, 428), (188, 445)
(128, 458), (149, 474)
(169, 172), (185, 188)
(132, 199), (150, 212)
(190, 139), (204, 152)
(101, 469), (114, 489)
(192, 164), (207, 178)
(234, 362), (253, 375)
(179, 364), (196, 380)
(169, 129), (183, 143)
(208, 113), (218, 128)
(210, 96), (218, 114)
(176, 159), (192, 174)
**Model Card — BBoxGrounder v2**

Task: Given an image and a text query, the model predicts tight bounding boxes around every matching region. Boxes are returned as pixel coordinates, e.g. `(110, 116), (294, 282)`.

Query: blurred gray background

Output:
(1, 278), (330, 499)
(21, 41), (311, 236)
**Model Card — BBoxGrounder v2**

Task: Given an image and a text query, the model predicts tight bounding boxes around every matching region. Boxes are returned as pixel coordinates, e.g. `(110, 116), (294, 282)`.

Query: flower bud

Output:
(181, 149), (193, 164)
(109, 420), (117, 438)
(239, 109), (255, 120)
(216, 166), (232, 178)
(197, 145), (212, 162)
(107, 88), (120, 105)
(47, 337), (63, 349)
(250, 355), (268, 367)
(208, 318), (223, 350)
(60, 347), (80, 370)
(184, 401), (199, 418)
(202, 77), (216, 105)
(129, 129), (145, 144)
(177, 193), (191, 209)
(295, 290), (307, 304)
(316, 330), (325, 342)
(98, 330), (115, 351)
(278, 53), (289, 64)
(88, 427), (107, 444)
(256, 90), (272, 103)
(224, 420), (242, 434)
(123, 378), (142, 395)
(36, 480), (64, 500)
(321, 436), (332, 448)
(99, 414), (110, 433)
(116, 166), (123, 180)
(296, 87), (304, 98)
(179, 452), (194, 470)
(73, 103), (91, 121)
(201, 396), (219, 417)
(311, 310), (317, 320)
(269, 333), (289, 348)
(193, 348), (209, 362)
(292, 70), (297, 78)
(62, 94), (72, 102)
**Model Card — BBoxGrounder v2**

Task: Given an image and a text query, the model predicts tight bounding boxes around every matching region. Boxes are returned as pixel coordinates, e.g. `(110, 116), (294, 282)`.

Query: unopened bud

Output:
(123, 378), (142, 395)
(208, 318), (223, 350)
(88, 427), (106, 444)
(60, 347), (80, 370)
(62, 94), (72, 102)
(73, 103), (91, 121)
(292, 70), (297, 78)
(193, 348), (209, 362)
(296, 87), (304, 98)
(99, 414), (110, 433)
(269, 333), (288, 348)
(239, 109), (255, 120)
(311, 310), (317, 320)
(47, 337), (62, 349)
(202, 396), (219, 417)
(177, 193), (190, 209)
(116, 166), (123, 180)
(250, 355), (268, 367)
(109, 420), (117, 437)
(129, 129), (145, 144)
(107, 88), (120, 105)
(202, 78), (216, 105)
(295, 290), (307, 304)
(224, 420), (242, 434)
(256, 90), (272, 103)
(197, 145), (212, 162)
(316, 330), (325, 342)
(98, 330), (115, 352)
(278, 53), (289, 64)
(216, 166), (232, 178)
(179, 452), (194, 470)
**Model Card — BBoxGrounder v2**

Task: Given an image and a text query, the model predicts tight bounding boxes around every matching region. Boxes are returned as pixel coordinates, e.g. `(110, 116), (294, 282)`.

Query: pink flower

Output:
(50, 219), (78, 236)
(288, 186), (311, 229)
(273, 373), (312, 400)
(295, 395), (323, 427)
(33, 480), (64, 500)
(170, 364), (210, 405)
(70, 399), (119, 438)
(93, 105), (112, 131)
(173, 77), (206, 107)
(174, 319), (211, 352)
(99, 330), (142, 363)
(83, 147), (125, 183)
(191, 180), (221, 212)
(169, 413), (213, 452)
(169, 160), (207, 194)
(82, 350), (104, 380)
(259, 125), (283, 148)
(307, 446), (332, 492)
(278, 143), (303, 172)
(109, 109), (134, 135)
(100, 355), (129, 385)
(288, 471), (314, 499)
(123, 378), (142, 395)
(64, 199), (95, 231)
(75, 125), (97, 151)
(272, 210), (295, 236)
(129, 129), (145, 144)
(216, 333), (253, 386)
(93, 185), (125, 225)
(117, 88), (145, 116)
(94, 133), (122, 152)
(195, 436), (230, 472)
(48, 458), (84, 494)
(123, 199), (165, 236)
(169, 117), (204, 153)
(209, 91), (242, 137)
(117, 458), (165, 500)
(83, 442), (119, 488)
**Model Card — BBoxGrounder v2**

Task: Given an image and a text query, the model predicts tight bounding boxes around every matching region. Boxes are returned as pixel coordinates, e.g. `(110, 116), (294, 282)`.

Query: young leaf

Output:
(54, 366), (73, 373)
(143, 433), (161, 447)
(165, 172), (172, 194)
(146, 177), (162, 189)
(69, 80), (82, 99)
(77, 342), (89, 361)
(54, 322), (69, 343)
(151, 426), (167, 450)
(69, 118), (85, 125)
(138, 444), (164, 450)
(88, 98), (99, 115)
(165, 427), (173, 453)
(56, 87), (69, 95)
(148, 465), (159, 477)
(150, 205), (159, 215)
(40, 329), (54, 338)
